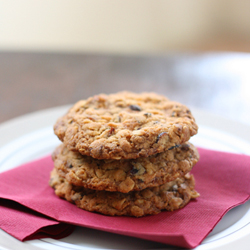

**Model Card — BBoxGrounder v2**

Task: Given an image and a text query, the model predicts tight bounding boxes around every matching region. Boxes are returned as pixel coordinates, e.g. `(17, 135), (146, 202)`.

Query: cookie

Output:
(54, 92), (198, 159)
(52, 142), (199, 193)
(50, 169), (199, 217)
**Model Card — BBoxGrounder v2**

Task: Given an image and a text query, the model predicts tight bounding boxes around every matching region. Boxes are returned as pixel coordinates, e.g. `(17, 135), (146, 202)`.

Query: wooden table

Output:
(1, 51), (250, 125)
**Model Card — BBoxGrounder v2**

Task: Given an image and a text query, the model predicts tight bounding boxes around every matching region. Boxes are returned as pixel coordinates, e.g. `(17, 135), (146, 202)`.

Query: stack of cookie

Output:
(50, 92), (200, 217)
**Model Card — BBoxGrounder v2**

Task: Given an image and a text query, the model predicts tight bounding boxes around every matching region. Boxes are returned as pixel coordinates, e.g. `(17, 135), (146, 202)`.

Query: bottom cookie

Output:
(50, 169), (199, 217)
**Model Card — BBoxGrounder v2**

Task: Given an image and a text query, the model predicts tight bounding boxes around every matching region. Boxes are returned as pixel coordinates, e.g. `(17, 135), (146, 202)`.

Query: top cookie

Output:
(54, 92), (198, 159)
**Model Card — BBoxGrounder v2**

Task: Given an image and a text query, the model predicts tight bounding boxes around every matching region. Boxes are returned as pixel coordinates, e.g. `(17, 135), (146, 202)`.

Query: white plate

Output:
(0, 106), (250, 250)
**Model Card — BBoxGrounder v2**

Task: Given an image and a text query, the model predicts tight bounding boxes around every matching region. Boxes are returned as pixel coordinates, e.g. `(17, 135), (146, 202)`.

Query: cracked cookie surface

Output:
(50, 169), (199, 217)
(54, 92), (198, 159)
(52, 142), (199, 193)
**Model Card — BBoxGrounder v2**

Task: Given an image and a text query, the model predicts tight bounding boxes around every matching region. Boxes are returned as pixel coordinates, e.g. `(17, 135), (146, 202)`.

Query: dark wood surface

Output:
(1, 51), (250, 125)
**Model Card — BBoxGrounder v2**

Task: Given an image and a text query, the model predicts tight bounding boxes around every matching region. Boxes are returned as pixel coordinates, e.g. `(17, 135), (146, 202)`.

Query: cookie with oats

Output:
(52, 142), (199, 193)
(54, 92), (198, 160)
(50, 169), (199, 217)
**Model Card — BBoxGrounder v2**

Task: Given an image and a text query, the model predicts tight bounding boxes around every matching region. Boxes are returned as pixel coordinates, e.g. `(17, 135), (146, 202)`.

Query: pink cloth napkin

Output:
(0, 147), (250, 249)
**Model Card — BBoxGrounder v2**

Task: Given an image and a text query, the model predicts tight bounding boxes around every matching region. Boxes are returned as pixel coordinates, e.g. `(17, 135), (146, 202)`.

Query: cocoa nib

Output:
(129, 104), (141, 111)
(171, 111), (176, 117)
(109, 127), (115, 135)
(130, 162), (145, 175)
(130, 167), (139, 175)
(168, 145), (180, 150)
(156, 132), (167, 143)
(144, 112), (152, 117)
(180, 143), (190, 151)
